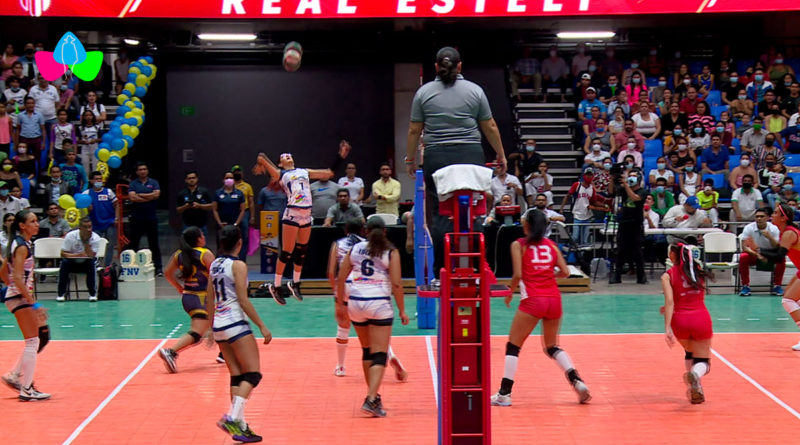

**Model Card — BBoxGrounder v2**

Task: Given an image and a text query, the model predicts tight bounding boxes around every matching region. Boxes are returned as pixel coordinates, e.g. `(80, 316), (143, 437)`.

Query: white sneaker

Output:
(792, 341), (800, 351)
(573, 380), (592, 404)
(56, 296), (65, 302)
(490, 392), (512, 406)
(88, 295), (98, 302)
(19, 384), (51, 401)
(334, 365), (346, 377)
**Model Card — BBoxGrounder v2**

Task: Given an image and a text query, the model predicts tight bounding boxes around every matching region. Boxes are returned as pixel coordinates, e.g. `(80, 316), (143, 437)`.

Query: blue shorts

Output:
(182, 293), (208, 319)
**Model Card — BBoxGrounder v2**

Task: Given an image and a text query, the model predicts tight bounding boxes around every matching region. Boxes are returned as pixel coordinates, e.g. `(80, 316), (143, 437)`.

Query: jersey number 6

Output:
(361, 259), (374, 276)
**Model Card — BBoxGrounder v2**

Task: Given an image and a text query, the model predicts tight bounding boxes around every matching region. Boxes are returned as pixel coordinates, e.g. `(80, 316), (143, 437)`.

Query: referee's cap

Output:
(436, 47), (461, 65)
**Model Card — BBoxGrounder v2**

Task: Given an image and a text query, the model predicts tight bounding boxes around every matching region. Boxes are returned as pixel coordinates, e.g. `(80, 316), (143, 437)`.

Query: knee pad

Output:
(292, 243), (308, 267)
(37, 326), (50, 353)
(336, 326), (349, 344)
(546, 346), (563, 359)
(782, 298), (800, 314)
(685, 351), (693, 360)
(188, 331), (202, 344)
(230, 375), (244, 387)
(693, 357), (710, 373)
(240, 371), (263, 388)
(505, 342), (521, 357)
(362, 347), (371, 361)
(370, 351), (388, 367)
(279, 250), (292, 265)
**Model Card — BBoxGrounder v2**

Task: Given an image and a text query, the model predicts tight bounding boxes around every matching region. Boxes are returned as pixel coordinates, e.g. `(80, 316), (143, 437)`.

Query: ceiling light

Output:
(197, 33), (257, 41)
(123, 38), (140, 46)
(556, 31), (615, 39)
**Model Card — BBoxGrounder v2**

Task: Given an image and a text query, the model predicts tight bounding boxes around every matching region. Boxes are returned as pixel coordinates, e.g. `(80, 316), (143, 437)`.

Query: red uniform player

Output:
(762, 204), (800, 350)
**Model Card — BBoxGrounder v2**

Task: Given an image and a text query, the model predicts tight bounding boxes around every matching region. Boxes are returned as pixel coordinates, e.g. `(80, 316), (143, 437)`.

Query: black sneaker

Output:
(158, 348), (178, 373)
(155, 269), (164, 277)
(233, 424), (263, 443)
(265, 283), (286, 306)
(287, 281), (303, 302)
(216, 352), (225, 364)
(361, 395), (387, 417)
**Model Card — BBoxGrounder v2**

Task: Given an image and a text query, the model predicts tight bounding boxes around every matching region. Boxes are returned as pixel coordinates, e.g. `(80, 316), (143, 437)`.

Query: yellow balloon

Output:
(124, 100), (137, 109)
(131, 96), (142, 104)
(122, 139), (129, 149)
(65, 207), (81, 227)
(120, 123), (131, 133)
(123, 83), (136, 95)
(139, 59), (149, 66)
(135, 74), (148, 87)
(129, 126), (139, 139)
(118, 146), (128, 157)
(117, 94), (130, 105)
(129, 66), (141, 75)
(79, 208), (89, 218)
(97, 161), (109, 180)
(132, 108), (144, 116)
(123, 111), (134, 119)
(97, 148), (110, 162)
(132, 115), (143, 127)
(58, 194), (75, 209)
(147, 67), (157, 80)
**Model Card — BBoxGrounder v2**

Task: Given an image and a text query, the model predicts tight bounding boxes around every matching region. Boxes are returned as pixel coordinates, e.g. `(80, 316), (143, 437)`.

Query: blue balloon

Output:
(143, 56), (154, 64)
(107, 155), (122, 169)
(130, 61), (143, 69)
(109, 120), (122, 129)
(134, 86), (147, 98)
(94, 147), (101, 159)
(111, 138), (125, 151)
(75, 194), (92, 209)
(98, 142), (110, 151)
(110, 127), (123, 139)
(101, 133), (113, 144)
(127, 73), (138, 83)
(116, 105), (131, 116)
(140, 65), (152, 77)
(132, 101), (143, 109)
(122, 135), (134, 148)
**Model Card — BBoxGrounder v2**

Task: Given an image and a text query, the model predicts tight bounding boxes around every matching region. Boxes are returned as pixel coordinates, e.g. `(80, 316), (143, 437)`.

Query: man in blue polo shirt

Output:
(125, 162), (163, 275)
(13, 96), (45, 159)
(82, 171), (118, 266)
(577, 87), (607, 120)
(700, 134), (730, 176)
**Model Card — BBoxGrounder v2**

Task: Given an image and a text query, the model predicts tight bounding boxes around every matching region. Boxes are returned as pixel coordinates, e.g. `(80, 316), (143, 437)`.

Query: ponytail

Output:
(669, 243), (712, 289)
(6, 210), (33, 261)
(523, 209), (547, 244)
(178, 226), (204, 279)
(366, 218), (393, 258)
(436, 46), (461, 87)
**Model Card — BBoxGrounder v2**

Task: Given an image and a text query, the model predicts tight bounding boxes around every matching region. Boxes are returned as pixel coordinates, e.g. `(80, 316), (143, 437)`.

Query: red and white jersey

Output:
(567, 182), (594, 220)
(518, 237), (561, 299)
(666, 265), (706, 312)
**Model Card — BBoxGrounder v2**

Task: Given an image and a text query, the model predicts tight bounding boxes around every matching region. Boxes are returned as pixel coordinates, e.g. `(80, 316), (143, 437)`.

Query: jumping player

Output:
(253, 152), (333, 304)
(491, 209), (590, 406)
(336, 218), (409, 417)
(212, 226), (272, 443)
(0, 210), (50, 401)
(158, 226), (216, 373)
(327, 218), (407, 380)
(662, 243), (713, 404)
(761, 203), (800, 350)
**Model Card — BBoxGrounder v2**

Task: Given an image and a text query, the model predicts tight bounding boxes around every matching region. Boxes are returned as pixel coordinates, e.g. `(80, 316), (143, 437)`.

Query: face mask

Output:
(658, 81), (666, 87)
(656, 186), (665, 193)
(730, 77), (738, 83)
(2, 165), (11, 172)
(721, 67), (728, 71)
(526, 145), (535, 152)
(754, 124), (762, 131)
(550, 50), (557, 57)
(650, 50), (658, 56)
(233, 173), (242, 181)
(683, 79), (691, 85)
(631, 63), (639, 69)
(685, 166), (694, 172)
(738, 95), (747, 100)
(766, 139), (775, 145)
(755, 74), (764, 82)
(786, 81), (793, 87)
(609, 82), (617, 88)
(224, 178), (235, 187)
(628, 142), (636, 150)
(674, 129), (683, 136)
(10, 87), (19, 92)
(743, 183), (753, 190)
(606, 51), (614, 58)
(627, 176), (638, 186)
(785, 184), (794, 191)
(592, 144), (601, 151)
(0, 190), (8, 197)
(740, 159), (751, 167)
(632, 77), (641, 84)
(626, 163), (634, 169)
(678, 144), (688, 151)
(17, 148), (26, 154)
(694, 127), (702, 134)
(60, 85), (67, 91)
(577, 48), (585, 55)
(603, 163), (612, 171)
(657, 163), (666, 170)
(35, 47), (43, 52)
(776, 59), (784, 64)
(24, 49), (33, 56)
(766, 162), (776, 168)
(588, 65), (597, 72)
(704, 186), (712, 192)
(596, 126), (605, 132)
(93, 181), (103, 189)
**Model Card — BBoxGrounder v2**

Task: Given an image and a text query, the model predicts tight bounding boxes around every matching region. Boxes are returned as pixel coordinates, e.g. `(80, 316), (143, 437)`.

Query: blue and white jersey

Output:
(336, 234), (365, 266)
(347, 241), (392, 299)
(280, 168), (312, 209)
(210, 255), (246, 328)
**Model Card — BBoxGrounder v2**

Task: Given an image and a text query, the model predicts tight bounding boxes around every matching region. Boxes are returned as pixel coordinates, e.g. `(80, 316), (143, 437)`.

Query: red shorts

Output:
(671, 309), (713, 341)
(519, 296), (562, 320)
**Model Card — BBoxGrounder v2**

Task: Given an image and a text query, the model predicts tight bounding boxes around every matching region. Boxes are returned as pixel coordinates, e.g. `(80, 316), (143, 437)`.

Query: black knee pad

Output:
(370, 351), (388, 367)
(685, 351), (693, 360)
(230, 375), (244, 387)
(240, 371), (263, 388)
(546, 346), (562, 358)
(37, 325), (50, 353)
(188, 331), (202, 344)
(693, 357), (710, 373)
(279, 250), (292, 264)
(362, 347), (372, 361)
(505, 342), (521, 357)
(292, 243), (308, 267)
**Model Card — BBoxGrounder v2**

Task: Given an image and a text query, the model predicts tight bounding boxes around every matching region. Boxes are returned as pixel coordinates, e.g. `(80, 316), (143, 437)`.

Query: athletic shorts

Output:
(282, 207), (312, 228)
(518, 296), (562, 320)
(4, 295), (32, 314)
(182, 293), (208, 319)
(671, 309), (713, 341)
(213, 319), (252, 344)
(348, 297), (394, 326)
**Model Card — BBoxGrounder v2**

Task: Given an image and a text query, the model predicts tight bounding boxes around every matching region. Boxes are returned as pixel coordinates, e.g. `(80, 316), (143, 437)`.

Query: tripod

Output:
(591, 211), (616, 282)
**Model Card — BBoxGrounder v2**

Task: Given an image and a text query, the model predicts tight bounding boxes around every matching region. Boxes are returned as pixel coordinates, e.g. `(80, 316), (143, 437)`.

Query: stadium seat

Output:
(704, 173), (725, 190)
(644, 139), (663, 157)
(707, 91), (722, 107)
(646, 77), (659, 88)
(689, 61), (706, 75)
(737, 59), (756, 75)
(20, 178), (30, 199)
(787, 59), (800, 77)
(788, 173), (800, 193)
(711, 104), (728, 121)
(728, 155), (741, 170)
(731, 138), (741, 154)
(643, 157), (659, 186)
(786, 154), (800, 167)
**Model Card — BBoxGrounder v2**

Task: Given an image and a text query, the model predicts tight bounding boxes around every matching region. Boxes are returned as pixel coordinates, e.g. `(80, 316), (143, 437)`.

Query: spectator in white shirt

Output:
(531, 193), (564, 237)
(525, 162), (554, 207)
(57, 217), (103, 302)
(584, 138), (610, 168)
(79, 91), (107, 123)
(0, 181), (23, 223)
(730, 174), (764, 222)
(661, 196), (711, 245)
(337, 162), (365, 204)
(9, 185), (29, 209)
(738, 207), (784, 296)
(27, 74), (59, 128)
(617, 137), (643, 167)
(490, 163), (523, 207)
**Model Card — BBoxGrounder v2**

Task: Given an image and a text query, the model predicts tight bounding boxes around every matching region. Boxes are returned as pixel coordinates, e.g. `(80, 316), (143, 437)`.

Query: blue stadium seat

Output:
(20, 178), (30, 199)
(785, 154), (800, 167)
(788, 172), (800, 193)
(711, 104), (728, 121)
(643, 157), (659, 186)
(707, 91), (722, 107)
(644, 139), (663, 158)
(787, 59), (800, 77)
(689, 61), (706, 75)
(704, 173), (725, 190)
(646, 77), (659, 88)
(737, 60), (756, 75)
(728, 155), (741, 170)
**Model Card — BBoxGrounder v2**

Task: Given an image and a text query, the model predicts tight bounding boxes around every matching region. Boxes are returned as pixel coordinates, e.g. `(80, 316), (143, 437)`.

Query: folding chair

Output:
(68, 238), (109, 299)
(703, 232), (739, 294)
(32, 237), (64, 299)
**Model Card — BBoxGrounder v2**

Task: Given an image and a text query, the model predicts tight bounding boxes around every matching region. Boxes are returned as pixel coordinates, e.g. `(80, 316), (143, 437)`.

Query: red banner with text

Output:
(5, 0), (799, 19)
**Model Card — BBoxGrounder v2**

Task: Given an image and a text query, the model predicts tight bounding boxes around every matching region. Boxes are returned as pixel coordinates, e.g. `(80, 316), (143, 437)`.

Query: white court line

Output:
(62, 323), (182, 445)
(711, 348), (800, 421)
(425, 336), (439, 407)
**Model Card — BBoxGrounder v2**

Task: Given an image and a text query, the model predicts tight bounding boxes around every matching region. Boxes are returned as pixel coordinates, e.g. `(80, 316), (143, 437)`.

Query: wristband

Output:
(32, 303), (42, 309)
(404, 156), (415, 164)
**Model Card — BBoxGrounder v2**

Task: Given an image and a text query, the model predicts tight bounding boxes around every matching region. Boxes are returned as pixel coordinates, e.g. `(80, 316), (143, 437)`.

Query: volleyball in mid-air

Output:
(283, 41), (303, 72)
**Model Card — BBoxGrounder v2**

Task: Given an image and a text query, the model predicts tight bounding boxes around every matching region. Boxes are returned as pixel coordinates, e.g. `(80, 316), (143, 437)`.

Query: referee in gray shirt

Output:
(405, 47), (506, 272)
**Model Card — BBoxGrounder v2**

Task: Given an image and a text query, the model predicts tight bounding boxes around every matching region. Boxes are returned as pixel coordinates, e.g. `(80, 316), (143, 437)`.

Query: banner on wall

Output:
(5, 0), (800, 18)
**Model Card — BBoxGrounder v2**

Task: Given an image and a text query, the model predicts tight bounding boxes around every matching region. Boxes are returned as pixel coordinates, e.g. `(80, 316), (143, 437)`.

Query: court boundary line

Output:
(711, 348), (800, 421)
(61, 323), (183, 445)
(425, 336), (438, 407)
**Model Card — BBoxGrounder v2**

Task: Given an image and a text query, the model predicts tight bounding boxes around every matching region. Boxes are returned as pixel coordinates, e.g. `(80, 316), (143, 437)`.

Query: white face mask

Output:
(740, 159), (750, 167)
(592, 144), (601, 151)
(678, 144), (688, 151)
(704, 186), (712, 192)
(683, 79), (691, 85)
(627, 142), (636, 149)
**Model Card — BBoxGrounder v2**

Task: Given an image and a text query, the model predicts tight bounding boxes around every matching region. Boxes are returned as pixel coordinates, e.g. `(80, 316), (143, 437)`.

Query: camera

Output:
(609, 163), (625, 185)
